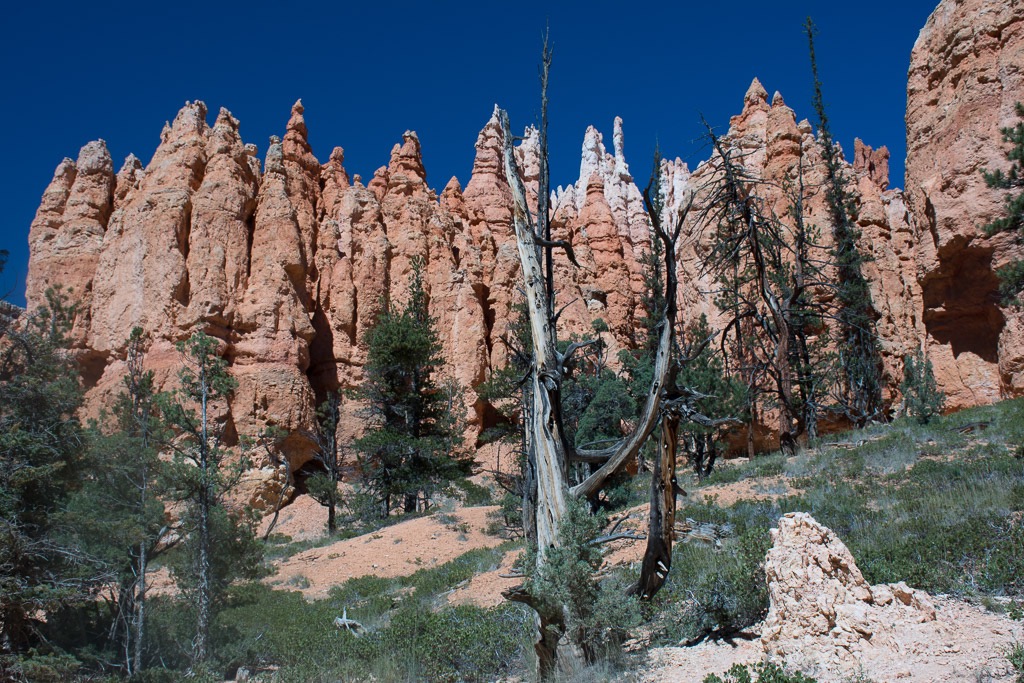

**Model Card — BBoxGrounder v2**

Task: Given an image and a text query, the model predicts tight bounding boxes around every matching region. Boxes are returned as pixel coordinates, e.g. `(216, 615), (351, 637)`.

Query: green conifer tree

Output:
(901, 348), (945, 424)
(306, 391), (344, 533)
(677, 315), (746, 478)
(0, 288), (95, 661)
(354, 257), (474, 516)
(65, 328), (168, 675)
(160, 331), (261, 666)
(806, 17), (884, 427)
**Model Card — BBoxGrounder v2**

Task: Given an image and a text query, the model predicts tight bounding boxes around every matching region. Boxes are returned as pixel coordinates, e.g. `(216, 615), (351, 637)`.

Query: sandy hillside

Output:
(267, 503), (505, 598)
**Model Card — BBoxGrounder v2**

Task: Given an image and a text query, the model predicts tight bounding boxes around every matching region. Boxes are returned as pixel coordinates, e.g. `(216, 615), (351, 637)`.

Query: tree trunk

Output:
(635, 411), (680, 598)
(499, 108), (571, 555)
(503, 586), (565, 680)
(132, 540), (146, 674)
(497, 94), (681, 674)
(195, 485), (210, 665)
(194, 375), (211, 665)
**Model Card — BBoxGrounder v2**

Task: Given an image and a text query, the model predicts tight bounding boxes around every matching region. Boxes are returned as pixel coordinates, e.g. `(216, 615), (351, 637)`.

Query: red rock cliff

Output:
(23, 0), (1024, 492)
(905, 0), (1024, 407)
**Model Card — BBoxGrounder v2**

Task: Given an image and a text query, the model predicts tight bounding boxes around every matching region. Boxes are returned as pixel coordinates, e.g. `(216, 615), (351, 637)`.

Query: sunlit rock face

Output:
(24, 0), (1024, 486)
(904, 0), (1024, 406)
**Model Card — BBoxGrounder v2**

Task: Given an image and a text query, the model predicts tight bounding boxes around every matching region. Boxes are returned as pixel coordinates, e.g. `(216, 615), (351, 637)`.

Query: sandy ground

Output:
(447, 547), (525, 608)
(691, 475), (798, 506)
(160, 464), (1023, 681)
(642, 596), (1024, 682)
(266, 503), (506, 598)
(258, 493), (331, 542)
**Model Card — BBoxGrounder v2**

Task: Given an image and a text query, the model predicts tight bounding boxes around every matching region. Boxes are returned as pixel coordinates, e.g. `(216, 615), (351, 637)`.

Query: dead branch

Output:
(333, 608), (365, 636)
(590, 531), (646, 545)
(534, 235), (581, 268)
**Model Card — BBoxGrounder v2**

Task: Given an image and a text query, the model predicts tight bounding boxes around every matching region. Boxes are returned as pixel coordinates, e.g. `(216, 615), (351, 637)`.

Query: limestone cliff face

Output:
(904, 0), (1024, 407)
(23, 0), (1024, 489)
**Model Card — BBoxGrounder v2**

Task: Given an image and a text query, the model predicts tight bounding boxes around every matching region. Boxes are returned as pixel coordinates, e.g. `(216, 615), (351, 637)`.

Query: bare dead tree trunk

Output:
(634, 411), (680, 599)
(499, 103), (688, 672)
(498, 105), (573, 555)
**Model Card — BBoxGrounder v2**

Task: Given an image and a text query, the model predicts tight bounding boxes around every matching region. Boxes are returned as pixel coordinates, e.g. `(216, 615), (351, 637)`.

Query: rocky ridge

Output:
(24, 0), (1024, 502)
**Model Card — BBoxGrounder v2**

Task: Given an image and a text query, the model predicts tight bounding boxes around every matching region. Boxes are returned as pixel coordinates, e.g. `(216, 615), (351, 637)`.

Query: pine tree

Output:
(983, 102), (1024, 303)
(901, 349), (945, 424)
(0, 288), (96, 659)
(160, 331), (260, 666)
(354, 257), (474, 516)
(806, 17), (884, 426)
(677, 315), (746, 478)
(65, 328), (168, 675)
(306, 391), (344, 533)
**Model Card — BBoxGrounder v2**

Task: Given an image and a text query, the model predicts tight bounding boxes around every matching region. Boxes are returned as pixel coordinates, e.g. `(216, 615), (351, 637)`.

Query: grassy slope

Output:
(140, 399), (1024, 681)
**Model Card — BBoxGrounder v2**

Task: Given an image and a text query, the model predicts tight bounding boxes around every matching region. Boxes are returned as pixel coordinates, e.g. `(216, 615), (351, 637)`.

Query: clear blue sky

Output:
(0, 0), (939, 307)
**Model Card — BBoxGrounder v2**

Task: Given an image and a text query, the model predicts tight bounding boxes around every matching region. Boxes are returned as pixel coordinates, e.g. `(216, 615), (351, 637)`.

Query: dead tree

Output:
(496, 92), (700, 672)
(701, 123), (829, 456)
(633, 189), (737, 598)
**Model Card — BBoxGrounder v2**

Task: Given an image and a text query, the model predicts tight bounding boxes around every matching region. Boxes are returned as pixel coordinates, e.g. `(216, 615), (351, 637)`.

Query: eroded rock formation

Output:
(905, 0), (1024, 406)
(23, 0), (1024, 496)
(762, 512), (936, 676)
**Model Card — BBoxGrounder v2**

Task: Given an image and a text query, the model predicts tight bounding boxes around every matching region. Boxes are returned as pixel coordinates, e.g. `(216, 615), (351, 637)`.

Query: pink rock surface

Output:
(23, 1), (1024, 487)
(905, 0), (1024, 406)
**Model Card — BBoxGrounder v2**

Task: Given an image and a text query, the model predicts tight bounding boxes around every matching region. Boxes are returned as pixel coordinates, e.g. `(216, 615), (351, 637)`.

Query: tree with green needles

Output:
(901, 348), (945, 425)
(677, 315), (747, 479)
(806, 17), (884, 427)
(0, 288), (100, 661)
(66, 327), (168, 675)
(306, 390), (345, 533)
(160, 331), (261, 665)
(354, 257), (474, 516)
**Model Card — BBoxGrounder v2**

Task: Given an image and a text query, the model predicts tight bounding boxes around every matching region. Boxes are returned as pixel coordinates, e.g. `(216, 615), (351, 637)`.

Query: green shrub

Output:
(659, 529), (769, 644)
(901, 349), (945, 424)
(646, 498), (775, 646)
(454, 478), (494, 506)
(383, 603), (528, 682)
(1008, 641), (1024, 683)
(0, 650), (83, 683)
(703, 662), (818, 683)
(526, 499), (642, 661)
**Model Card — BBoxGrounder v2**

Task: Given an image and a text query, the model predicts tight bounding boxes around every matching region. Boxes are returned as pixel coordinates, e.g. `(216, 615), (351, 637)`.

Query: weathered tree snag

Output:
(496, 59), (699, 669)
(503, 585), (565, 679)
(499, 106), (680, 536)
(499, 108), (571, 554)
(704, 125), (802, 455)
(635, 409), (681, 599)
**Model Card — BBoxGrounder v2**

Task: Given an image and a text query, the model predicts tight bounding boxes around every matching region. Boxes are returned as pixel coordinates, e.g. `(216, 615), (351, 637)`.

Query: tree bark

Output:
(132, 540), (146, 674)
(194, 368), (211, 665)
(634, 411), (680, 598)
(499, 109), (571, 555)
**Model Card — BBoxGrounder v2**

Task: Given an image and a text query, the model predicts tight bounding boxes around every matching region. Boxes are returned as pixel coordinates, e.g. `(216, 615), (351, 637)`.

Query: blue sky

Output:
(0, 0), (939, 307)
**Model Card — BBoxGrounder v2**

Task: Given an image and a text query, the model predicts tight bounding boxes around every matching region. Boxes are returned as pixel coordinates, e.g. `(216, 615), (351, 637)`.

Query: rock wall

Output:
(905, 0), (1024, 406)
(24, 100), (660, 498)
(23, 0), (1024, 493)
